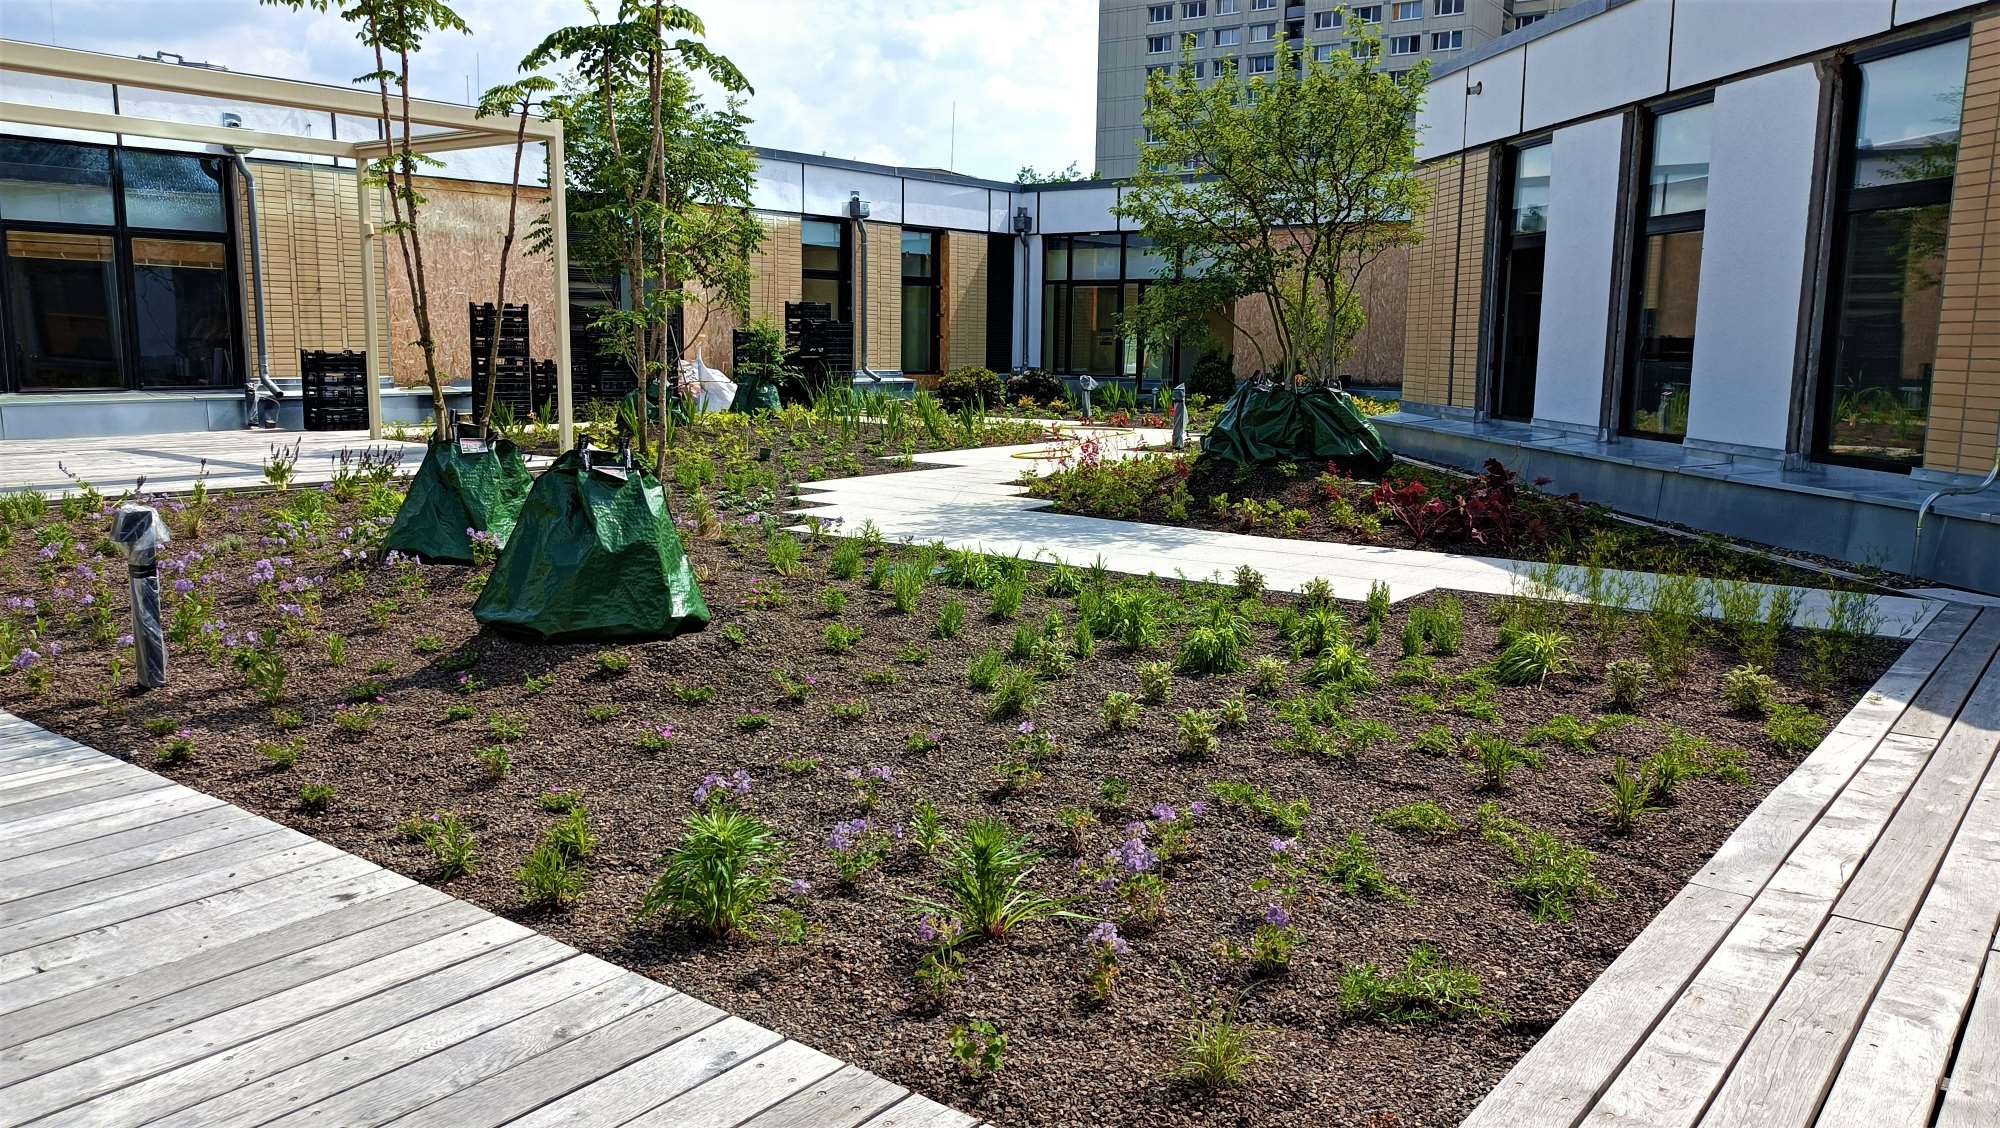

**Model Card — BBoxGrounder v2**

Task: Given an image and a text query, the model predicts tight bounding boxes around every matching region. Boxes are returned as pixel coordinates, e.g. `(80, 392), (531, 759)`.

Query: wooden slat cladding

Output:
(1926, 16), (2000, 475)
(1402, 150), (1489, 410)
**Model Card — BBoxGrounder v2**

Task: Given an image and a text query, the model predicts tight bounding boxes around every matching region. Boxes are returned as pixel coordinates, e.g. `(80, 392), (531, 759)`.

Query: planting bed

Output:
(1022, 444), (1864, 588)
(0, 445), (1898, 1127)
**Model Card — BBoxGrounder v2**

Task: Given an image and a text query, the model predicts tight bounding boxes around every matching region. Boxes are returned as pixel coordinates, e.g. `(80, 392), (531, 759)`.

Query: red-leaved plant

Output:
(1369, 479), (1457, 544)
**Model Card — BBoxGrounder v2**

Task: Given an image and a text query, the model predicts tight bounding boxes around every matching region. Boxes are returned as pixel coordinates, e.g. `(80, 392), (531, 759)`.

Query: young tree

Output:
(473, 75), (557, 432)
(523, 1), (760, 468)
(264, 0), (469, 433)
(1116, 31), (1428, 383)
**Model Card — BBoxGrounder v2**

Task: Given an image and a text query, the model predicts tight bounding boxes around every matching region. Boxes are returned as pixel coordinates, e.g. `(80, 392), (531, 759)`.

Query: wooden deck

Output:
(0, 712), (981, 1128)
(1464, 602), (2000, 1127)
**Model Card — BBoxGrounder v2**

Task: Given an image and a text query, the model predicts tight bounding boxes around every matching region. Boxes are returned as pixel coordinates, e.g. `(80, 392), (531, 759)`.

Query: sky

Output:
(0, 0), (1099, 182)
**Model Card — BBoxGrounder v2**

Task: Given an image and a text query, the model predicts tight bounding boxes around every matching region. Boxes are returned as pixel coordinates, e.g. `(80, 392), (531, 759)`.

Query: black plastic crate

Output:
(301, 349), (370, 431)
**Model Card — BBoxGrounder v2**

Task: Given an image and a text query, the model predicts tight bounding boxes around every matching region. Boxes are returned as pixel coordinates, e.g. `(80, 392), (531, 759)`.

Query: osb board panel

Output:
(1929, 16), (2000, 475)
(863, 222), (902, 372)
(382, 174), (556, 387)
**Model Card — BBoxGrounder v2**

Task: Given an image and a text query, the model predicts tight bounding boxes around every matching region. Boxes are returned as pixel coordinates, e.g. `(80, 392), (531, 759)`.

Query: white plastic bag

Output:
(691, 350), (736, 413)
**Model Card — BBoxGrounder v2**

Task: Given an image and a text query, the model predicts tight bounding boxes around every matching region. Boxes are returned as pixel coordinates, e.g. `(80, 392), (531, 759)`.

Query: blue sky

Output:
(0, 0), (1098, 181)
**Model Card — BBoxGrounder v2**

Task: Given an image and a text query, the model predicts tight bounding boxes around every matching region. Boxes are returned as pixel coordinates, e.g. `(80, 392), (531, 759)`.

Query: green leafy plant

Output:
(967, 649), (1005, 691)
(1724, 664), (1779, 716)
(904, 817), (1076, 940)
(1466, 733), (1542, 791)
(546, 807), (597, 861)
(1320, 833), (1410, 903)
(948, 1019), (1008, 1080)
(476, 745), (513, 780)
(1604, 658), (1650, 711)
(1339, 947), (1493, 1024)
(422, 813), (479, 879)
(1491, 630), (1573, 686)
(987, 670), (1042, 720)
(821, 622), (863, 654)
(1248, 655), (1288, 696)
(517, 843), (587, 909)
(1765, 704), (1828, 754)
(1601, 755), (1653, 834)
(1102, 690), (1141, 731)
(640, 806), (786, 940)
(1177, 708), (1221, 759)
(296, 782), (336, 813)
(258, 739), (303, 771)
(1375, 800), (1461, 837)
(1137, 660), (1174, 705)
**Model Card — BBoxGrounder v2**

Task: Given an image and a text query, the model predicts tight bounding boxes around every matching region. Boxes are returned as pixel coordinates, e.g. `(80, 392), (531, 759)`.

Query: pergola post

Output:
(356, 160), (383, 440)
(549, 124), (574, 453)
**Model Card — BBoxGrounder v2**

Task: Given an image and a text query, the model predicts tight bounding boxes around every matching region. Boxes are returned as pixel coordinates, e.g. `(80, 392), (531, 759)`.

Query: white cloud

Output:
(5, 0), (1097, 181)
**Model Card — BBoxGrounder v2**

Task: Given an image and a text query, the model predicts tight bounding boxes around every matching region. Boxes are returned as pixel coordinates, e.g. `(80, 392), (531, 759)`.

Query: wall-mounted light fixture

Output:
(1011, 206), (1034, 236)
(847, 191), (871, 220)
(1466, 81), (1484, 96)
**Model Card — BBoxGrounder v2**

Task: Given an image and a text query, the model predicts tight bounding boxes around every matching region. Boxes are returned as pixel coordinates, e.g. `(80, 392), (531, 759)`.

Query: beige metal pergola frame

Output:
(0, 40), (575, 450)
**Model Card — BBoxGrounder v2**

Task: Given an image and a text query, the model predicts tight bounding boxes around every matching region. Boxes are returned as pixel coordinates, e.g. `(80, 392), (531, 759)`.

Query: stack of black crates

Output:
(783, 300), (854, 392)
(469, 303), (546, 420)
(300, 349), (369, 431)
(570, 322), (637, 405)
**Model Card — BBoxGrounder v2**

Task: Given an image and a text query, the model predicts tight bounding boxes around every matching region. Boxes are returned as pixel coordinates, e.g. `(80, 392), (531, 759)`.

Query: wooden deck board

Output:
(736, 1063), (910, 1128)
(0, 809), (280, 904)
(0, 917), (538, 1122)
(1694, 916), (1899, 1128)
(1935, 956), (2000, 1128)
(63, 938), (575, 1128)
(621, 1039), (847, 1128)
(505, 1016), (785, 1128)
(379, 990), (727, 1128)
(0, 826), (308, 927)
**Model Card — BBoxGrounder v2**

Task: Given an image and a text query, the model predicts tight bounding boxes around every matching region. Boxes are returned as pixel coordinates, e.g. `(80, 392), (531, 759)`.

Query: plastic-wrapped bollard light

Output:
(1171, 383), (1189, 451)
(110, 504), (171, 690)
(1077, 374), (1098, 422)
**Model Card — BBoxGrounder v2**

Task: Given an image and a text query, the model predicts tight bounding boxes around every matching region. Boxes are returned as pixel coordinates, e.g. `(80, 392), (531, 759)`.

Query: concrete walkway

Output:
(0, 430), (425, 498)
(789, 432), (1940, 639)
(0, 711), (980, 1128)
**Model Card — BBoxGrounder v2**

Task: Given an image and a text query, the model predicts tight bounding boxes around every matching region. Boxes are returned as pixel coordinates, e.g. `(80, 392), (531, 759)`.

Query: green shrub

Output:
(987, 670), (1042, 720)
(1177, 708), (1220, 759)
(904, 817), (1074, 939)
(937, 365), (1005, 409)
(1137, 660), (1174, 705)
(1102, 691), (1141, 731)
(1248, 655), (1288, 696)
(936, 599), (967, 639)
(1491, 631), (1573, 686)
(1411, 725), (1459, 756)
(1604, 658), (1650, 711)
(967, 649), (1005, 691)
(1600, 756), (1653, 834)
(1466, 733), (1541, 791)
(296, 782), (335, 813)
(1172, 1005), (1264, 1090)
(1723, 664), (1778, 716)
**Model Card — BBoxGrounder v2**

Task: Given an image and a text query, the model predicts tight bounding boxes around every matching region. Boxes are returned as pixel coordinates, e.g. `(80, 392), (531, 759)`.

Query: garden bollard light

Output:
(1171, 383), (1189, 451)
(1078, 374), (1098, 422)
(110, 503), (171, 690)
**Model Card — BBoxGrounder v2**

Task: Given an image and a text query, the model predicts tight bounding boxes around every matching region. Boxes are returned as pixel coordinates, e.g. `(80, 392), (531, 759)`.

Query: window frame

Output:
(1183, 0), (1208, 16)
(1811, 27), (1970, 472)
(0, 135), (243, 395)
(1435, 0), (1465, 15)
(1215, 25), (1242, 46)
(1489, 137), (1553, 423)
(800, 216), (853, 327)
(1393, 2), (1423, 22)
(899, 227), (942, 375)
(1431, 29), (1463, 51)
(1388, 34), (1422, 55)
(1148, 5), (1174, 23)
(1618, 93), (1713, 443)
(1040, 232), (1177, 392)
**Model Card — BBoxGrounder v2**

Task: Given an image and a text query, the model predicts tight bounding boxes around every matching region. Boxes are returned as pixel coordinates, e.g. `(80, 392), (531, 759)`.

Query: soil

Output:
(0, 476), (1899, 1128)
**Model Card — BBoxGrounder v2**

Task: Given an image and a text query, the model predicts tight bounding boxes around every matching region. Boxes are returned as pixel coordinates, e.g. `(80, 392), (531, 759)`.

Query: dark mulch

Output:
(0, 486), (1897, 1128)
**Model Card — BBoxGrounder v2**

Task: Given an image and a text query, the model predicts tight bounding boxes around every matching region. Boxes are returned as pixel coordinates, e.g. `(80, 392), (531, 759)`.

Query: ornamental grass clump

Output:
(516, 844), (586, 909)
(1601, 756), (1654, 833)
(640, 806), (785, 940)
(987, 670), (1042, 721)
(1491, 630), (1573, 686)
(1374, 799), (1461, 838)
(1320, 832), (1410, 903)
(1172, 1003), (1264, 1090)
(906, 817), (1076, 940)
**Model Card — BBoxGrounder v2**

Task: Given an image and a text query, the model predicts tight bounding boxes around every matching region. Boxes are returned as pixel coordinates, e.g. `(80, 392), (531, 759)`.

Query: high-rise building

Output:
(1094, 0), (1578, 179)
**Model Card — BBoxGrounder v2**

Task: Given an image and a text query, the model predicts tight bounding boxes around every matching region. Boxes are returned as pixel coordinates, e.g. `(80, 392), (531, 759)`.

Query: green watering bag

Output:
(472, 448), (710, 643)
(381, 436), (534, 565)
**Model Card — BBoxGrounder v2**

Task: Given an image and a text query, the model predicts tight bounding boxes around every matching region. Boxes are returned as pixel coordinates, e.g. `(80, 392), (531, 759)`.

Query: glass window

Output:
(1067, 287), (1120, 376)
(1817, 36), (1968, 470)
(1852, 37), (1969, 190)
(1648, 103), (1712, 216)
(1431, 30), (1463, 51)
(900, 230), (938, 374)
(1070, 234), (1122, 280)
(1125, 237), (1169, 279)
(1393, 2), (1422, 20)
(1628, 231), (1703, 438)
(801, 218), (849, 322)
(1510, 142), (1551, 234)
(1436, 0), (1465, 14)
(802, 219), (843, 273)
(1248, 54), (1276, 74)
(131, 238), (234, 387)
(0, 139), (114, 226)
(1216, 26), (1242, 46)
(1389, 35), (1421, 55)
(1312, 12), (1337, 30)
(1217, 0), (1239, 12)
(121, 151), (226, 232)
(1352, 5), (1382, 23)
(1045, 238), (1069, 281)
(5, 231), (124, 390)
(1149, 4), (1173, 21)
(1251, 23), (1275, 41)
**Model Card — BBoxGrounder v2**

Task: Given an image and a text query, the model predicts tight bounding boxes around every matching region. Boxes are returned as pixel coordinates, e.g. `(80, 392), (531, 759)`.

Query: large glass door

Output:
(1491, 140), (1549, 422)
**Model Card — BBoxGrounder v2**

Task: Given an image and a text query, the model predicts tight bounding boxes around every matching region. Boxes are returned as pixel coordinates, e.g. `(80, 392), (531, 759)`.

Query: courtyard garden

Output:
(0, 409), (1900, 1126)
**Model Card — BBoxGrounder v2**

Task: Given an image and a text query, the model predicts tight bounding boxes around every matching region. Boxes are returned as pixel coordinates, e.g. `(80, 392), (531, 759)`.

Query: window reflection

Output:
(5, 231), (124, 390)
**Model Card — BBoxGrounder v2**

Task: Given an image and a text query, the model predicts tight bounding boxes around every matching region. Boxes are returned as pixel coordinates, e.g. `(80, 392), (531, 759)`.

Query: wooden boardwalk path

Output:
(0, 711), (981, 1128)
(1464, 602), (2000, 1127)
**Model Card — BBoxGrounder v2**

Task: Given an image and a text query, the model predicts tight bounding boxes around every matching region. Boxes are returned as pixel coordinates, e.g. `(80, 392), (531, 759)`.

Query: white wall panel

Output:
(1532, 115), (1625, 429)
(1464, 51), (1526, 148)
(1671, 0), (1891, 89)
(801, 165), (902, 223)
(749, 158), (803, 213)
(904, 179), (988, 231)
(1417, 79), (1467, 161)
(1684, 65), (1822, 453)
(1038, 185), (1118, 233)
(0, 73), (117, 145)
(1522, 0), (1671, 132)
(1895, 0), (1983, 23)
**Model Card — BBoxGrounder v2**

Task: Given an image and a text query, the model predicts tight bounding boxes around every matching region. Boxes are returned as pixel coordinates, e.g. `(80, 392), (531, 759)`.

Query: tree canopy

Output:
(1115, 32), (1429, 383)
